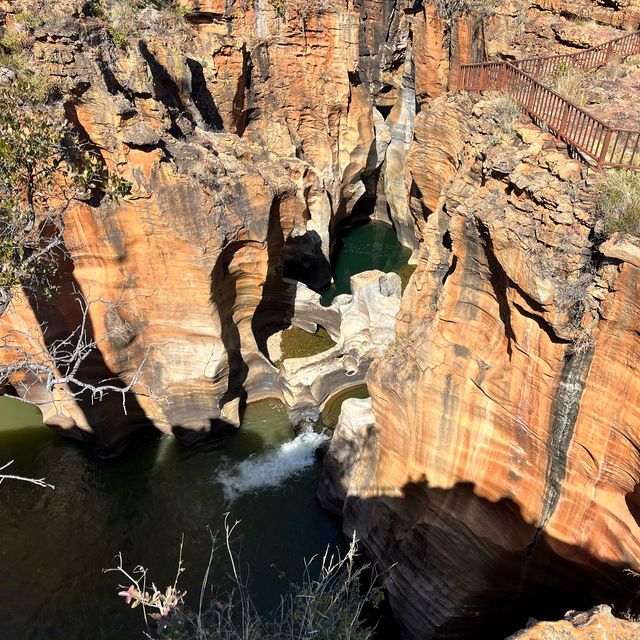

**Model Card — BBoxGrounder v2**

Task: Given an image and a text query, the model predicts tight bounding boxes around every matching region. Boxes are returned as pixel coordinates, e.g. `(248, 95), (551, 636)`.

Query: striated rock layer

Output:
(322, 91), (640, 638)
(1, 0), (471, 452)
(3, 0), (640, 636)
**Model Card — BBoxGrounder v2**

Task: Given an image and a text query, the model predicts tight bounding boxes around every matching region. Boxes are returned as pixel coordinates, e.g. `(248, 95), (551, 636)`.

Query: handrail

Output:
(512, 30), (640, 73)
(456, 30), (640, 170)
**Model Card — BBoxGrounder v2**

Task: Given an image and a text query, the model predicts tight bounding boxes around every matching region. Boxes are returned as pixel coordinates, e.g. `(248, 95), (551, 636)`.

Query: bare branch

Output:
(0, 293), (156, 412)
(0, 460), (55, 489)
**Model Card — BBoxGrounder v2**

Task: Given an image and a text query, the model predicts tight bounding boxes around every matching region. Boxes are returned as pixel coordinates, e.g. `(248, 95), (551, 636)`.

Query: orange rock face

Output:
(3, 0), (640, 637)
(1, 0), (476, 452)
(324, 93), (640, 638)
(507, 606), (640, 639)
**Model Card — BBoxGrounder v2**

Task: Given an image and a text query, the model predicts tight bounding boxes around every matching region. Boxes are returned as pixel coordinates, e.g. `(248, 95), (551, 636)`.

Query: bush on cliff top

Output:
(0, 11), (53, 103)
(595, 169), (640, 237)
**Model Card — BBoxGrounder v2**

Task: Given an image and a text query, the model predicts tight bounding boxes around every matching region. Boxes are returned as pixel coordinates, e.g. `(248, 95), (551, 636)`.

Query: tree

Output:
(0, 292), (155, 412)
(0, 95), (130, 316)
(0, 95), (155, 416)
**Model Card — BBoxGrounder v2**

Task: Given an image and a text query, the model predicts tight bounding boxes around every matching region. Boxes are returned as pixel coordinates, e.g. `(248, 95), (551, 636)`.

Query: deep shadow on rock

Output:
(338, 479), (640, 639)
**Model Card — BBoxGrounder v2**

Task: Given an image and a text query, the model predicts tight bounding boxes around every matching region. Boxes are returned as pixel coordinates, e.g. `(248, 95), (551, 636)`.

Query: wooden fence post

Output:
(497, 63), (506, 91)
(526, 80), (536, 113)
(557, 102), (570, 140)
(598, 128), (613, 169)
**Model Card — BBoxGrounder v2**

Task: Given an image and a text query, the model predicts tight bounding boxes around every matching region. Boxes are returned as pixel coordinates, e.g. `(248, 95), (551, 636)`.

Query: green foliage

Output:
(434, 0), (498, 27)
(595, 169), (640, 237)
(0, 98), (131, 311)
(0, 29), (29, 54)
(14, 11), (44, 30)
(85, 0), (107, 18)
(0, 19), (52, 104)
(86, 0), (188, 46)
(386, 332), (413, 359)
(0, 51), (52, 104)
(107, 1), (138, 48)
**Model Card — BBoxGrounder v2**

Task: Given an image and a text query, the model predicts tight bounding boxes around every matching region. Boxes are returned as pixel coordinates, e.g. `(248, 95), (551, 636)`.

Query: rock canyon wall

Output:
(321, 63), (640, 640)
(3, 0), (640, 637)
(0, 0), (469, 452)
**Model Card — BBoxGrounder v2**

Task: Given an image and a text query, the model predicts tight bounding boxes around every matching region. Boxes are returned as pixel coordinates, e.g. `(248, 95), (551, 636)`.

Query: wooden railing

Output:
(457, 31), (640, 169)
(512, 30), (640, 78)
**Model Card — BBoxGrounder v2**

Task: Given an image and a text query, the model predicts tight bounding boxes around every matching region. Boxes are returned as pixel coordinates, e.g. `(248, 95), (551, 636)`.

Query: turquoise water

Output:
(0, 397), (341, 640)
(320, 221), (412, 305)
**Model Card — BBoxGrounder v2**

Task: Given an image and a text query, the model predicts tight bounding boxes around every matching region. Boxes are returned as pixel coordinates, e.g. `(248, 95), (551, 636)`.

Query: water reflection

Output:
(321, 221), (412, 306)
(0, 397), (341, 640)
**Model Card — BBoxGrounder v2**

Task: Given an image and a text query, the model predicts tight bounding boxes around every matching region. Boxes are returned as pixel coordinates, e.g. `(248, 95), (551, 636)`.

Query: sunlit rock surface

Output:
(3, 0), (640, 637)
(0, 0), (446, 451)
(324, 93), (640, 638)
(506, 606), (640, 640)
(280, 271), (401, 425)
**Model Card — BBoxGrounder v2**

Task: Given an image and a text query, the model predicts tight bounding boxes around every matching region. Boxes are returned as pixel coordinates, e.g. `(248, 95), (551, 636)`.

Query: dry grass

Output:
(490, 95), (521, 133)
(595, 169), (640, 237)
(108, 520), (383, 640)
(543, 63), (592, 106)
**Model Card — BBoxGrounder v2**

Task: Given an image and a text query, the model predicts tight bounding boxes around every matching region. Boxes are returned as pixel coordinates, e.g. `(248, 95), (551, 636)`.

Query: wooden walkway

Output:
(457, 31), (640, 169)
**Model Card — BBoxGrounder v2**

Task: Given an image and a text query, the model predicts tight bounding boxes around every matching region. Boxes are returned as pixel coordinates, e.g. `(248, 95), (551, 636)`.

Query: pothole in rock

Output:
(267, 325), (336, 368)
(319, 383), (370, 429)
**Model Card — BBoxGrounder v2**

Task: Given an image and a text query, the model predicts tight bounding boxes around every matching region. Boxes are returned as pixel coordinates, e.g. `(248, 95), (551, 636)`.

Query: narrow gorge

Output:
(1, 0), (640, 638)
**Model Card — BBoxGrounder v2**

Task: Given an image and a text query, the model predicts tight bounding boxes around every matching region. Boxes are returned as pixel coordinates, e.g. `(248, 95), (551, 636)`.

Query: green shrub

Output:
(0, 51), (51, 103)
(595, 169), (640, 237)
(0, 29), (29, 54)
(14, 10), (44, 30)
(0, 97), (131, 310)
(490, 95), (520, 133)
(434, 0), (498, 26)
(106, 1), (138, 47)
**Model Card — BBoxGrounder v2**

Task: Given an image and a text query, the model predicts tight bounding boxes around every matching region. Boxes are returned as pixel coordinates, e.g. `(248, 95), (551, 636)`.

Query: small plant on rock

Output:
(490, 95), (520, 133)
(595, 169), (640, 237)
(14, 10), (44, 30)
(542, 62), (591, 106)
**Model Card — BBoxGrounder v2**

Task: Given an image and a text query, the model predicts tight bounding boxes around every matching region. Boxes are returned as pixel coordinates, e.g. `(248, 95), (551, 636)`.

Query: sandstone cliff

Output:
(322, 89), (640, 637)
(1, 0), (468, 452)
(3, 0), (640, 637)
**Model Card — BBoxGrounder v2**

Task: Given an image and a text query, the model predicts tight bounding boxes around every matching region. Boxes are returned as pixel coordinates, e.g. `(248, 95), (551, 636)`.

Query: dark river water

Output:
(320, 220), (413, 305)
(0, 221), (409, 640)
(0, 398), (345, 640)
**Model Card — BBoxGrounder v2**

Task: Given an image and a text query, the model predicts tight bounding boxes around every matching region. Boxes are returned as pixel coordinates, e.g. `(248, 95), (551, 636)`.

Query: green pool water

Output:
(277, 325), (336, 365)
(0, 397), (342, 640)
(320, 384), (371, 429)
(320, 221), (412, 306)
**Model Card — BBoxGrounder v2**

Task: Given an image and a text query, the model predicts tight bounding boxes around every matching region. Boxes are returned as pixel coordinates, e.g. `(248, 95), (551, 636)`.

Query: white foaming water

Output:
(217, 429), (329, 502)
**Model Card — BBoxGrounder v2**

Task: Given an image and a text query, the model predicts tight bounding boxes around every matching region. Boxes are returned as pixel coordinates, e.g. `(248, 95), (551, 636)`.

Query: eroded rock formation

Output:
(322, 92), (640, 637)
(279, 271), (401, 425)
(2, 0), (640, 636)
(1, 0), (455, 451)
